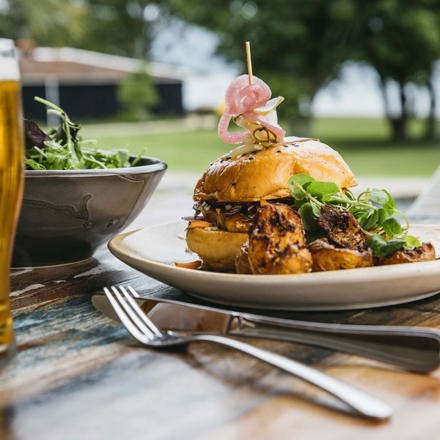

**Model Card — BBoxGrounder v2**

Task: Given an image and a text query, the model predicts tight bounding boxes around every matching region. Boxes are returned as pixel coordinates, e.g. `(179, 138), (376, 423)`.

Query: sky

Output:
(149, 22), (436, 118)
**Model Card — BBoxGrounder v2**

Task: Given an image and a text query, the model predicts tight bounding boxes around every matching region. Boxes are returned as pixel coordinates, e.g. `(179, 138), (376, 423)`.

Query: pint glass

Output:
(0, 39), (24, 363)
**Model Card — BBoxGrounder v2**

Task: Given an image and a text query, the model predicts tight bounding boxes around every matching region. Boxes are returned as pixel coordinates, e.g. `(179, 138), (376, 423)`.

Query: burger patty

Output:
(194, 198), (295, 233)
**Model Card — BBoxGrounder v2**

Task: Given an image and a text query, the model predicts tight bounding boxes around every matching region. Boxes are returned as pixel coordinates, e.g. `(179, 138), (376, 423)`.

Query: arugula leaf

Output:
(25, 97), (137, 170)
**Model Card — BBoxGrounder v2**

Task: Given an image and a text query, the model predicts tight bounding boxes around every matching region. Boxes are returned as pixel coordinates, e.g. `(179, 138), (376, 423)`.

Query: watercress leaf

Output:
(381, 239), (407, 256)
(288, 173), (315, 187)
(288, 174), (316, 200)
(298, 202), (321, 233)
(288, 182), (303, 200)
(367, 235), (406, 257)
(369, 189), (389, 205)
(357, 209), (374, 229)
(293, 198), (306, 210)
(405, 235), (421, 249)
(322, 192), (347, 204)
(367, 234), (388, 256)
(288, 182), (307, 200)
(349, 205), (365, 218)
(363, 210), (379, 230)
(307, 181), (340, 199)
(382, 189), (396, 212)
(376, 208), (388, 225)
(352, 206), (370, 224)
(310, 201), (322, 217)
(382, 217), (402, 237)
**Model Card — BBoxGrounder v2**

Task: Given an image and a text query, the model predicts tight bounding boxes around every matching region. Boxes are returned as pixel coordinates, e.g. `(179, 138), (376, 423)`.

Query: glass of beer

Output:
(0, 39), (24, 365)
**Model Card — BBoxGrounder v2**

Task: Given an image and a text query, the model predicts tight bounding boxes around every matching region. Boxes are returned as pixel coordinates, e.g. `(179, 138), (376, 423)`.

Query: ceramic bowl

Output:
(12, 156), (167, 267)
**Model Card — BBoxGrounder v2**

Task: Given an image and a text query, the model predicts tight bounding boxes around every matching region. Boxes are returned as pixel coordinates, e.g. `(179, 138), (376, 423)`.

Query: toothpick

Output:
(245, 41), (253, 84)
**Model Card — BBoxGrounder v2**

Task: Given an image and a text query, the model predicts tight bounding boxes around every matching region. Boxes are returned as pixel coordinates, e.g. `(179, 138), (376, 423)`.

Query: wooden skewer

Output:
(245, 41), (253, 84)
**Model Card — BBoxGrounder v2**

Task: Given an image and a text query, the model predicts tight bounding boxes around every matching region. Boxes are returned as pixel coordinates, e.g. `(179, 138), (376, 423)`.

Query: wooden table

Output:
(2, 170), (440, 440)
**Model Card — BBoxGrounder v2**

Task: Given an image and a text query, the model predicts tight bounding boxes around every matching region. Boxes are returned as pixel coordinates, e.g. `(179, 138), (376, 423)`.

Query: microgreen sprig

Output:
(287, 173), (421, 257)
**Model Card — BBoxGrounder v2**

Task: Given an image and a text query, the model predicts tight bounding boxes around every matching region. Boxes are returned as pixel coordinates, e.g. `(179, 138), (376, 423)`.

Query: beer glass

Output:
(0, 39), (24, 364)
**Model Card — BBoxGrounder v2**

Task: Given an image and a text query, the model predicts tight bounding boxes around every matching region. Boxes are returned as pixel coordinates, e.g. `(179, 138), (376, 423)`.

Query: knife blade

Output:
(92, 293), (440, 373)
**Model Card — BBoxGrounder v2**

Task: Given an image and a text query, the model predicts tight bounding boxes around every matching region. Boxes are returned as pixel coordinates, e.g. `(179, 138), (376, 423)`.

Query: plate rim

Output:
(108, 221), (440, 310)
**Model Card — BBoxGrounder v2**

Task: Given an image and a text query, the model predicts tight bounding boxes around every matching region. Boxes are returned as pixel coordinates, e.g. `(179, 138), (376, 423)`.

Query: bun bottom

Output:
(186, 227), (248, 271)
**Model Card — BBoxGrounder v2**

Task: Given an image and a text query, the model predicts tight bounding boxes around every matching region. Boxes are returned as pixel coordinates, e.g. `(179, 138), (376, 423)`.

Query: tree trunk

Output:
(390, 80), (408, 142)
(378, 76), (409, 142)
(378, 75), (391, 117)
(424, 78), (436, 141)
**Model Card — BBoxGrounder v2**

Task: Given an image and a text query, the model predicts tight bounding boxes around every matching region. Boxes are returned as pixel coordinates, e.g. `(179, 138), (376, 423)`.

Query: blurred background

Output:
(2, 0), (440, 183)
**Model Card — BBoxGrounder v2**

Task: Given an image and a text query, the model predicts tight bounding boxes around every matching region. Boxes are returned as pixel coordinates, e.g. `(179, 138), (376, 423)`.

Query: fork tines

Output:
(103, 285), (163, 340)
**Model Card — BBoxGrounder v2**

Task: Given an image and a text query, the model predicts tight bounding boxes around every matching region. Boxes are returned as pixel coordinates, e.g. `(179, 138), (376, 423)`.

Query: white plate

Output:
(108, 221), (440, 311)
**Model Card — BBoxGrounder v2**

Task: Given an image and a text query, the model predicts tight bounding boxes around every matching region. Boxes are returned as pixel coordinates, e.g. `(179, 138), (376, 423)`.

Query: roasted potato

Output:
(235, 241), (253, 274)
(309, 238), (374, 272)
(378, 242), (436, 265)
(247, 203), (312, 274)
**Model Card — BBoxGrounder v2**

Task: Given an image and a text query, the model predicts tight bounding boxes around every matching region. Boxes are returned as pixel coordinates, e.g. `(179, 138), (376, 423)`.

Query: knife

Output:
(92, 293), (440, 373)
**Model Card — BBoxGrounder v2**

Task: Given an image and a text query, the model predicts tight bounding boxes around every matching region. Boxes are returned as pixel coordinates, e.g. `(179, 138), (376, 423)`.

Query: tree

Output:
(161, 0), (363, 134)
(0, 0), (87, 45)
(163, 0), (440, 142)
(117, 63), (158, 120)
(354, 1), (440, 141)
(78, 0), (155, 57)
(0, 0), (155, 57)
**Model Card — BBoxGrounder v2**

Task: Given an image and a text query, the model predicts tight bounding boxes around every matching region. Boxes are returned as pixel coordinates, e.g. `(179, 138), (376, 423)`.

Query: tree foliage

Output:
(79, 0), (154, 57)
(163, 0), (362, 128)
(164, 0), (440, 141)
(117, 63), (158, 120)
(353, 0), (440, 141)
(0, 0), (87, 45)
(0, 0), (155, 57)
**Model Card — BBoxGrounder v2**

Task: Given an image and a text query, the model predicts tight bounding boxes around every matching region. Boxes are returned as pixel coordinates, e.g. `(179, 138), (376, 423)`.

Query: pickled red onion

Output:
(218, 74), (285, 144)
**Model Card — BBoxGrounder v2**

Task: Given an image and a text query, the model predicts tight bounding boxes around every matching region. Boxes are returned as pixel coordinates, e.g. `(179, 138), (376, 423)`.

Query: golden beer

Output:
(0, 39), (24, 362)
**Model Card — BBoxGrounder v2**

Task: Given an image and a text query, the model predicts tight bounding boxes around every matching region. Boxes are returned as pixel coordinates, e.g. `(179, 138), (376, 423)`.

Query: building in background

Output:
(18, 43), (185, 121)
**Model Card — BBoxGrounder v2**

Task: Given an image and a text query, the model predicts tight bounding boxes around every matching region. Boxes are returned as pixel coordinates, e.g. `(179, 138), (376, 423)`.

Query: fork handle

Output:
(188, 333), (392, 420)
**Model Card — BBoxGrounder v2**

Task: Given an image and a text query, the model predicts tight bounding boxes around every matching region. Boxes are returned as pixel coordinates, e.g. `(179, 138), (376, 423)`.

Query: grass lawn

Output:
(82, 117), (440, 177)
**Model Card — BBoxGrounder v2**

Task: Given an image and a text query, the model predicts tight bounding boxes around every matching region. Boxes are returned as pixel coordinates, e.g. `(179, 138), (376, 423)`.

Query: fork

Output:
(103, 285), (392, 420)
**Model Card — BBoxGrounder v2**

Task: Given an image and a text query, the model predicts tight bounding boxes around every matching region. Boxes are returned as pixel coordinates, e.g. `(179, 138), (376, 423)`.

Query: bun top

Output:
(193, 137), (357, 202)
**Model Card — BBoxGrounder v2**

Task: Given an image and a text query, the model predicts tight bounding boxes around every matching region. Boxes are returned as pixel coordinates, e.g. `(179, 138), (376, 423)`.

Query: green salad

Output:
(24, 97), (141, 170)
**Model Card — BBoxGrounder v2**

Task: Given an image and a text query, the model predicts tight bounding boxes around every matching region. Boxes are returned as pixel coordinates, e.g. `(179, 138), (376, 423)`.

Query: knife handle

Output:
(229, 314), (440, 373)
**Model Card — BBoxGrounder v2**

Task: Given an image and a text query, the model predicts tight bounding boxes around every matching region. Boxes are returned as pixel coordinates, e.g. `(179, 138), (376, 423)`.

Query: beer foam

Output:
(0, 57), (19, 80)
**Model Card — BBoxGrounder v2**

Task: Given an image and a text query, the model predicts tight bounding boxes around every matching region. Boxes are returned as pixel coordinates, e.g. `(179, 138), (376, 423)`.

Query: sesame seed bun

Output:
(193, 137), (357, 202)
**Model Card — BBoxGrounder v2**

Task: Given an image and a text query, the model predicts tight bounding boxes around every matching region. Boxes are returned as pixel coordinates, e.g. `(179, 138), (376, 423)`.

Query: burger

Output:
(185, 73), (435, 273)
(186, 136), (357, 271)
